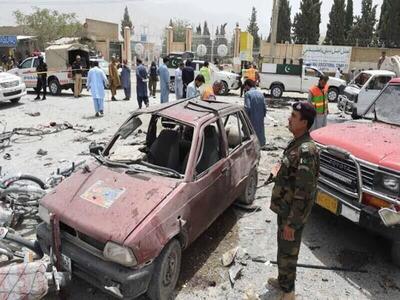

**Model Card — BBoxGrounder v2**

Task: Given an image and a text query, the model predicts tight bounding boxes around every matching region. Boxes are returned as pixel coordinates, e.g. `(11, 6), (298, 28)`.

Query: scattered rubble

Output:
(228, 265), (243, 286)
(222, 247), (239, 267)
(25, 112), (41, 117)
(36, 149), (48, 156)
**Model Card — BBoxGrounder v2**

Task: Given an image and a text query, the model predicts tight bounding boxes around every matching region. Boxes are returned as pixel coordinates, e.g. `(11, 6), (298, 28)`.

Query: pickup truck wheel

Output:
(10, 97), (21, 104)
(218, 81), (229, 96)
(327, 87), (339, 102)
(391, 241), (400, 267)
(48, 79), (61, 96)
(271, 85), (283, 98)
(169, 79), (175, 93)
(147, 239), (181, 300)
(238, 169), (258, 205)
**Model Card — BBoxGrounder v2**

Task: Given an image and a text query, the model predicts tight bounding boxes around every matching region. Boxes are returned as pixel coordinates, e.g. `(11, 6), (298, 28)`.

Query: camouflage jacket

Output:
(270, 132), (319, 230)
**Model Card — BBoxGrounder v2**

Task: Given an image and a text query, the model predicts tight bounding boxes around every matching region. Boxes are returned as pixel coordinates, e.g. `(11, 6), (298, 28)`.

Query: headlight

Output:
(38, 204), (50, 224)
(103, 242), (137, 267)
(382, 174), (400, 193)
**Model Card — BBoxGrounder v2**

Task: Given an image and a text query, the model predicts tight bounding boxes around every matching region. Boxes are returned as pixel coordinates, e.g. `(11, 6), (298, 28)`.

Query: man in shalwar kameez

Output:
(158, 57), (170, 103)
(87, 61), (108, 117)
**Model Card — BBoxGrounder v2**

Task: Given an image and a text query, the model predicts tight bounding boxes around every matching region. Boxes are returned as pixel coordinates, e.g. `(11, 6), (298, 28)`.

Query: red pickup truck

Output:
(311, 78), (400, 265)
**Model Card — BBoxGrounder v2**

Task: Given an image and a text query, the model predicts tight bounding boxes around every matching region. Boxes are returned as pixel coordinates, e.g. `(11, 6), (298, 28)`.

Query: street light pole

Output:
(269, 0), (280, 63)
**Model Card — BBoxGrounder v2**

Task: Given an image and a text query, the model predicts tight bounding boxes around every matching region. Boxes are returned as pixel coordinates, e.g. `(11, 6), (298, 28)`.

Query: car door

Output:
(302, 67), (320, 92)
(223, 111), (254, 201)
(358, 75), (393, 115)
(19, 57), (37, 88)
(185, 119), (231, 243)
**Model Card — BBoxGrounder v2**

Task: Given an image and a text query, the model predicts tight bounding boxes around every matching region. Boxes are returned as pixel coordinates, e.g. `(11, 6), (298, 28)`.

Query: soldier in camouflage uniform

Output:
(268, 101), (320, 300)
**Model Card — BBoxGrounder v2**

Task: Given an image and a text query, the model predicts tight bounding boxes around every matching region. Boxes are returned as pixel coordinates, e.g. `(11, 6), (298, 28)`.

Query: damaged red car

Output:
(37, 99), (260, 299)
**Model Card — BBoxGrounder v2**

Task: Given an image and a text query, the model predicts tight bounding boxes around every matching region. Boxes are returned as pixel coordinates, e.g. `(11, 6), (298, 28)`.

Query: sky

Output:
(0, 0), (384, 43)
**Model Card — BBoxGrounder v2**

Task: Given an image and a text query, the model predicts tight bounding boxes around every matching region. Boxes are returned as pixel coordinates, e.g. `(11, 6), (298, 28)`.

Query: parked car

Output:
(338, 70), (395, 118)
(8, 43), (90, 96)
(259, 64), (346, 101)
(0, 71), (26, 103)
(89, 58), (110, 77)
(37, 99), (261, 299)
(311, 78), (400, 265)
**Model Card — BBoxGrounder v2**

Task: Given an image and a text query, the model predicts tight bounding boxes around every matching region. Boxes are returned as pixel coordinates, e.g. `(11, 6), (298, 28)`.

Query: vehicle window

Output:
(367, 76), (392, 90)
(305, 68), (318, 77)
(366, 84), (400, 126)
(20, 59), (32, 69)
(196, 121), (223, 175)
(354, 73), (371, 87)
(223, 113), (250, 152)
(33, 58), (39, 68)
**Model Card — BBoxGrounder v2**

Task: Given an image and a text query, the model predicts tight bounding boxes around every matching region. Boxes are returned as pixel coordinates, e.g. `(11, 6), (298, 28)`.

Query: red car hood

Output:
(311, 121), (400, 171)
(41, 164), (179, 244)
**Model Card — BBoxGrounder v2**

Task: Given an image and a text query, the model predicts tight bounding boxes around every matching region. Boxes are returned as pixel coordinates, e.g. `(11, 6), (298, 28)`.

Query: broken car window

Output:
(196, 122), (223, 175)
(367, 84), (400, 126)
(223, 113), (250, 151)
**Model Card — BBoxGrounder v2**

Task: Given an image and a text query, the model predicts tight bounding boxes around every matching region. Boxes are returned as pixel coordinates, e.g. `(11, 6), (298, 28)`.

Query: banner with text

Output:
(302, 45), (352, 73)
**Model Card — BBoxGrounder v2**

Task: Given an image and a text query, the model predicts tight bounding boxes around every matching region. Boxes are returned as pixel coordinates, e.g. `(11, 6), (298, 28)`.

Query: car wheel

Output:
(169, 79), (175, 93)
(10, 97), (21, 104)
(147, 239), (181, 300)
(328, 87), (339, 102)
(391, 241), (400, 267)
(270, 85), (283, 98)
(238, 168), (258, 205)
(218, 81), (229, 96)
(48, 79), (61, 95)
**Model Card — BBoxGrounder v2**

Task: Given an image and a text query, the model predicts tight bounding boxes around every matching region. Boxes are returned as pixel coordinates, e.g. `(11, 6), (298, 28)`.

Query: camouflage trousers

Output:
(277, 216), (304, 293)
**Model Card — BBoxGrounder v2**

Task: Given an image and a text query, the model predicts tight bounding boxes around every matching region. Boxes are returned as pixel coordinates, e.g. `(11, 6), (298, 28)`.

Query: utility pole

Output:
(269, 0), (280, 63)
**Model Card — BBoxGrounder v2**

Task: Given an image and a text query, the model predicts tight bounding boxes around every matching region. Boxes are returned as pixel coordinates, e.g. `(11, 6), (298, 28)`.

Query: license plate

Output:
(61, 254), (72, 272)
(316, 192), (339, 214)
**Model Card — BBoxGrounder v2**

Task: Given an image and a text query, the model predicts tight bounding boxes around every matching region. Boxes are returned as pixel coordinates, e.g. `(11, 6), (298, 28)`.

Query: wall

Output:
(84, 19), (119, 42)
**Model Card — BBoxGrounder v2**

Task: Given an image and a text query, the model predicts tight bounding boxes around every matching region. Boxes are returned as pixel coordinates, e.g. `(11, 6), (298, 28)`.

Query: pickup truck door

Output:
(357, 75), (393, 115)
(18, 57), (37, 89)
(302, 67), (320, 93)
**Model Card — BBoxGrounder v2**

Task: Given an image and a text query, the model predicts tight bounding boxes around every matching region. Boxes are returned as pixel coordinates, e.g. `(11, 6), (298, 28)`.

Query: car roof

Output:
(141, 99), (242, 125)
(361, 70), (396, 76)
(389, 78), (400, 84)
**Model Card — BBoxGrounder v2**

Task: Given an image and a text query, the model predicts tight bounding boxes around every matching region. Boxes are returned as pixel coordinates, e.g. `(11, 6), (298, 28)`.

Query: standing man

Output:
(148, 61), (158, 98)
(335, 68), (341, 78)
(268, 101), (319, 300)
(187, 74), (205, 98)
(87, 61), (108, 117)
(243, 79), (266, 147)
(378, 51), (386, 70)
(34, 56), (47, 101)
(349, 68), (356, 82)
(108, 57), (120, 101)
(72, 55), (83, 98)
(136, 59), (149, 109)
(182, 60), (195, 98)
(175, 62), (184, 100)
(158, 57), (170, 103)
(120, 60), (131, 101)
(199, 61), (212, 85)
(308, 75), (329, 131)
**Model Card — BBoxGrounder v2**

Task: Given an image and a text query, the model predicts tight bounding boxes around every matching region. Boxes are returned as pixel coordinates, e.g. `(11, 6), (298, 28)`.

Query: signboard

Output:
(217, 44), (228, 58)
(0, 35), (17, 48)
(302, 45), (352, 73)
(197, 44), (207, 57)
(240, 32), (254, 62)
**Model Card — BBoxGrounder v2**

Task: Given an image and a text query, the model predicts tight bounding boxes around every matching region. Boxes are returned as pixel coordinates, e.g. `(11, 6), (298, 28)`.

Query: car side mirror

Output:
(89, 143), (104, 155)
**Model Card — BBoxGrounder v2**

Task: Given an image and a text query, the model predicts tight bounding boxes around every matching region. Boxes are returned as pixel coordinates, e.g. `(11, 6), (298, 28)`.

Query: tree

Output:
(344, 0), (354, 39)
(325, 0), (346, 45)
(120, 6), (133, 39)
(277, 0), (292, 43)
(203, 21), (210, 36)
(347, 0), (376, 47)
(247, 7), (260, 49)
(292, 0), (322, 44)
(13, 7), (83, 49)
(377, 0), (400, 47)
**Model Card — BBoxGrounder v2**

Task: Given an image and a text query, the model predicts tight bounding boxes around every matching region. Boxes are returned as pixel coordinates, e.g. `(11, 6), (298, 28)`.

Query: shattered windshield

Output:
(103, 114), (193, 178)
(366, 84), (400, 126)
(352, 72), (371, 88)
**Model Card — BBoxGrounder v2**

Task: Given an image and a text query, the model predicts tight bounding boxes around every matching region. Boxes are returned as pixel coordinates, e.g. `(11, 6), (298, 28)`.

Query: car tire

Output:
(218, 81), (229, 96)
(270, 85), (283, 98)
(10, 97), (21, 103)
(147, 239), (181, 300)
(238, 168), (258, 205)
(328, 87), (339, 102)
(48, 79), (61, 96)
(391, 241), (400, 267)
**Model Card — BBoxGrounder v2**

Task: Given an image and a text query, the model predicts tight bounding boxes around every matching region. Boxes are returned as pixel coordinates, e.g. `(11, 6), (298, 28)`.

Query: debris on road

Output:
(229, 265), (243, 286)
(222, 247), (239, 267)
(243, 286), (261, 300)
(36, 149), (48, 156)
(25, 112), (41, 117)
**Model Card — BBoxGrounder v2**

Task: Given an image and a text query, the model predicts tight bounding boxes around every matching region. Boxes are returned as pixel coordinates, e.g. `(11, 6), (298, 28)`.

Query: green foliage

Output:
(377, 0), (400, 48)
(13, 7), (83, 50)
(344, 0), (354, 39)
(347, 0), (376, 47)
(277, 0), (292, 43)
(247, 7), (260, 49)
(120, 6), (133, 39)
(292, 0), (321, 44)
(325, 0), (346, 45)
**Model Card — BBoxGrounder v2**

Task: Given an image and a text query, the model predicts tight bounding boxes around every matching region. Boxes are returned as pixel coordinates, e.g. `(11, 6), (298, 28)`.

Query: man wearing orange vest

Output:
(308, 75), (329, 131)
